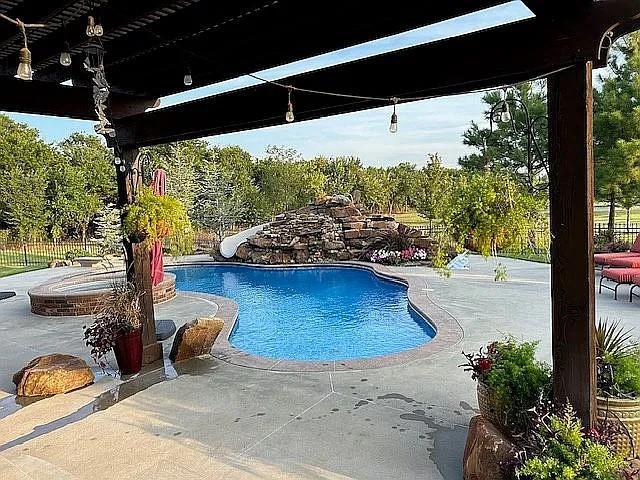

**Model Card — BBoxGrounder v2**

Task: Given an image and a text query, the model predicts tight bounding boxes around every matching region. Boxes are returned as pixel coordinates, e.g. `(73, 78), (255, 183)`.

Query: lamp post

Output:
(488, 87), (549, 193)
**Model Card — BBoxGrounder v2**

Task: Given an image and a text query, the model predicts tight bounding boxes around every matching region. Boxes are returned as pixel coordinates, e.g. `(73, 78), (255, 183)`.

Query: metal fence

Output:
(594, 223), (640, 244)
(0, 240), (101, 266)
(2, 223), (640, 267)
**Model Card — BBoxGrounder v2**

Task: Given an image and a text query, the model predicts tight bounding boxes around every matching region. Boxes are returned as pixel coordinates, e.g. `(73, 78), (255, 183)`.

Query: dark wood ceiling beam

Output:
(34, 0), (510, 97)
(115, 0), (640, 148)
(522, 0), (593, 18)
(0, 77), (157, 120)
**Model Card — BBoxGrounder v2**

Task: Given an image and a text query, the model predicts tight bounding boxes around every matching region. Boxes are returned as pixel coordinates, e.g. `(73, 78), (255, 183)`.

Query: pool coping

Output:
(167, 260), (464, 372)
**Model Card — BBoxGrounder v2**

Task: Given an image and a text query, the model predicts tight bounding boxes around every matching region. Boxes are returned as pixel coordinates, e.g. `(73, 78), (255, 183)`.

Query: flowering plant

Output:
(366, 247), (429, 265)
(459, 342), (498, 381)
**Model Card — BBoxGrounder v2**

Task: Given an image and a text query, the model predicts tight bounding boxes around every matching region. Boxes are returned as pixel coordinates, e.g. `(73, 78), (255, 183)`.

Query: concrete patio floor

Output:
(0, 256), (637, 479)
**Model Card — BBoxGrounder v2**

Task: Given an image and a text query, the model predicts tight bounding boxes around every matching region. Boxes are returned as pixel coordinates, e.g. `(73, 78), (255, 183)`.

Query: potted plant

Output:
(83, 282), (144, 375)
(460, 337), (551, 435)
(516, 403), (626, 480)
(596, 318), (640, 457)
(122, 186), (192, 251)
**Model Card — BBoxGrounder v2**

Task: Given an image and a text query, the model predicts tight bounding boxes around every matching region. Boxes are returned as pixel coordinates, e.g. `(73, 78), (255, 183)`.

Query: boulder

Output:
(368, 220), (399, 230)
(463, 415), (519, 480)
(329, 206), (361, 218)
(235, 243), (251, 260)
(13, 354), (94, 397)
(169, 317), (225, 362)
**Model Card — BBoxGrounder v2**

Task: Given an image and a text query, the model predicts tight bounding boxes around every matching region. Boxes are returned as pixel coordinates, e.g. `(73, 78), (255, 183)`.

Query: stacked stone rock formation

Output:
(233, 194), (436, 264)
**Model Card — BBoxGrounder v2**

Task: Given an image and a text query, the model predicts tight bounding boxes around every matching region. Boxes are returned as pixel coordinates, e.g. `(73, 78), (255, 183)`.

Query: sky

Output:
(4, 2), (537, 168)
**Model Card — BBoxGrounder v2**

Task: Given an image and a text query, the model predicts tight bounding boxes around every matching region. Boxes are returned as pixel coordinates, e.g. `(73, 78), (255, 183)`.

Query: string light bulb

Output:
(16, 47), (32, 80)
(86, 16), (96, 37)
(500, 101), (511, 123)
(183, 67), (193, 86)
(285, 87), (294, 122)
(93, 18), (103, 37)
(59, 41), (71, 66)
(389, 98), (398, 133)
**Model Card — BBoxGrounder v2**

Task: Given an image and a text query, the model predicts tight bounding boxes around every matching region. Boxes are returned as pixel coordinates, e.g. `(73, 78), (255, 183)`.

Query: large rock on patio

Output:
(463, 415), (519, 480)
(13, 354), (94, 397)
(169, 317), (225, 362)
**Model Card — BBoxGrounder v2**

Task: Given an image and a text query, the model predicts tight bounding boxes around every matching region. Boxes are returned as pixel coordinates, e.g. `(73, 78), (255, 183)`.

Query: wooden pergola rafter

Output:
(0, 0), (638, 427)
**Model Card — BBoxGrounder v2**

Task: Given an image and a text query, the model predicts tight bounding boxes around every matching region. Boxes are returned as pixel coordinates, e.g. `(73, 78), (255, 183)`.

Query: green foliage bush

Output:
(122, 187), (193, 253)
(483, 338), (551, 434)
(517, 406), (625, 480)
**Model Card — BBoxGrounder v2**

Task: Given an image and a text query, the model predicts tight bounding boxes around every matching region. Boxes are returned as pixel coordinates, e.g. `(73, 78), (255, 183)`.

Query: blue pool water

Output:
(169, 265), (435, 361)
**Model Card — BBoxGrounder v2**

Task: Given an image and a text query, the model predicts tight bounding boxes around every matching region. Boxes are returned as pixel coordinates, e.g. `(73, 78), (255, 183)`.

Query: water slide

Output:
(219, 224), (267, 258)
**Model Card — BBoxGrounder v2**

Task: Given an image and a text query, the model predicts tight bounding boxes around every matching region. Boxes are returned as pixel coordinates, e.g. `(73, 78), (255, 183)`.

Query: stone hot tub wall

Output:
(233, 194), (437, 264)
(29, 271), (176, 316)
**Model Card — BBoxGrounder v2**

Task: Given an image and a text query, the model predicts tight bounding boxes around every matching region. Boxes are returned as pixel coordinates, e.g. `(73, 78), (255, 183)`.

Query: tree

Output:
(448, 170), (545, 257)
(192, 166), (249, 241)
(3, 166), (49, 240)
(415, 154), (453, 226)
(94, 203), (122, 256)
(594, 33), (640, 231)
(459, 82), (548, 193)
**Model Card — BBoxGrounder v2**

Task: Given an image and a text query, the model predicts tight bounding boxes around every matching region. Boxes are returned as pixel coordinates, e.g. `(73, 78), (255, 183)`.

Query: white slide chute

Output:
(219, 224), (267, 259)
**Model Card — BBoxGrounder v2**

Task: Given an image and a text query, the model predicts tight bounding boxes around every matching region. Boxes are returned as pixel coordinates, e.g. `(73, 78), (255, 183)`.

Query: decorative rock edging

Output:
(171, 260), (464, 372)
(28, 271), (176, 316)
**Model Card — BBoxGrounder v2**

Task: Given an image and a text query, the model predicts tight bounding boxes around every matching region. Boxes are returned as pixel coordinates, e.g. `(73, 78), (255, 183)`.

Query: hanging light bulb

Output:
(119, 165), (126, 172)
(183, 67), (193, 86)
(86, 16), (96, 37)
(59, 41), (72, 67)
(389, 98), (398, 133)
(114, 157), (121, 165)
(15, 47), (32, 80)
(93, 18), (104, 37)
(285, 87), (294, 122)
(500, 101), (511, 123)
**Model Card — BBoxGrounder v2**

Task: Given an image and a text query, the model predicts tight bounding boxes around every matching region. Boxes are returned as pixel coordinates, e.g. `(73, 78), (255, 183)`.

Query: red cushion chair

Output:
(594, 234), (640, 266)
(600, 267), (640, 300)
(632, 274), (640, 303)
(607, 256), (640, 268)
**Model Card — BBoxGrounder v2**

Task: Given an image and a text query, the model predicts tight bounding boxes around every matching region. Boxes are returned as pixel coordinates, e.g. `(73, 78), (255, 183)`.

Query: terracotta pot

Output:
(113, 329), (143, 375)
(597, 395), (640, 458)
(477, 380), (507, 432)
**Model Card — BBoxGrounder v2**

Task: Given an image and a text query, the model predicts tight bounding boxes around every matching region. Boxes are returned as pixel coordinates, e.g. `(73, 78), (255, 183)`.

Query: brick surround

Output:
(29, 271), (176, 316)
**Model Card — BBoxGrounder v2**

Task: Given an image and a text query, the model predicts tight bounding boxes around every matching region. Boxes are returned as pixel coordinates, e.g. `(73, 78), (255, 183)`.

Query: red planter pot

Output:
(113, 329), (143, 375)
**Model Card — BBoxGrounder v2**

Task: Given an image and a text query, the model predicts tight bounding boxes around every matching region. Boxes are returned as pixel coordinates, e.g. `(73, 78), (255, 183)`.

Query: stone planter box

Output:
(597, 395), (640, 457)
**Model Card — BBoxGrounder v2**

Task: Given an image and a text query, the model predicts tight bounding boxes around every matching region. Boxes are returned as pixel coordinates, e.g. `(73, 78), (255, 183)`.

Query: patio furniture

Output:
(607, 255), (640, 268)
(631, 275), (640, 303)
(594, 234), (640, 266)
(600, 268), (640, 300)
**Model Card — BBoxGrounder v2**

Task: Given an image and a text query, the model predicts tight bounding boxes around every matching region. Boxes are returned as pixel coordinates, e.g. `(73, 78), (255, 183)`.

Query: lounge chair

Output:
(607, 256), (640, 268)
(594, 234), (640, 267)
(600, 267), (640, 300)
(631, 274), (640, 303)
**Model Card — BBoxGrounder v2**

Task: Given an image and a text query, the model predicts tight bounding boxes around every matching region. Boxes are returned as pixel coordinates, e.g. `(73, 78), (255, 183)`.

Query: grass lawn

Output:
(396, 207), (640, 228)
(594, 205), (640, 225)
(0, 264), (44, 278)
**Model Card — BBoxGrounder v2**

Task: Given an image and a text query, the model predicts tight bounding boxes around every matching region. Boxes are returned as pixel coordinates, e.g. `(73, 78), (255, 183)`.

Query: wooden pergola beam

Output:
(0, 77), (158, 120)
(115, 0), (640, 148)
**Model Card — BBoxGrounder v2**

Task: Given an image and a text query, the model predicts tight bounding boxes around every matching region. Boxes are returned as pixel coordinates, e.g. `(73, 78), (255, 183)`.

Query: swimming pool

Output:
(170, 264), (436, 361)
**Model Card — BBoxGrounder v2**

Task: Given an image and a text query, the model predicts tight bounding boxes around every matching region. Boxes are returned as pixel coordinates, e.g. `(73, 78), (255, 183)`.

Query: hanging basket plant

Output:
(122, 186), (192, 249)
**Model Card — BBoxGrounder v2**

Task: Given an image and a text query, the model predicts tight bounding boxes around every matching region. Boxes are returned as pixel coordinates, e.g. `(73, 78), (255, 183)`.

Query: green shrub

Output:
(484, 338), (551, 434)
(122, 186), (193, 254)
(517, 405), (625, 480)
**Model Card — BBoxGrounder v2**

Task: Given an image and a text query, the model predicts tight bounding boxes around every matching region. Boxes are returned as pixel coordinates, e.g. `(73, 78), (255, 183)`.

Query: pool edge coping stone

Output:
(167, 260), (464, 372)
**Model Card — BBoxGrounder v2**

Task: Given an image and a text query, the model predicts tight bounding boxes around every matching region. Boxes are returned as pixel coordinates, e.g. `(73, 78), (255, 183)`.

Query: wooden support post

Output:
(548, 62), (596, 428)
(116, 146), (162, 365)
